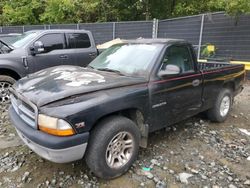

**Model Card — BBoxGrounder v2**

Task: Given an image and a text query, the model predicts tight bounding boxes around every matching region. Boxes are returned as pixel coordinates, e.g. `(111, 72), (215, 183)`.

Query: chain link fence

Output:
(1, 12), (250, 61)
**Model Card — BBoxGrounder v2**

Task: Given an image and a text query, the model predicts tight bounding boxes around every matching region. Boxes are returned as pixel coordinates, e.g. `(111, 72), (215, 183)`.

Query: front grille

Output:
(10, 93), (37, 129)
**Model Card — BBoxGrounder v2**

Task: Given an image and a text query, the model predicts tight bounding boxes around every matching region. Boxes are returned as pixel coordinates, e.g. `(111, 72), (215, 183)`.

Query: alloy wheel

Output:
(106, 131), (134, 169)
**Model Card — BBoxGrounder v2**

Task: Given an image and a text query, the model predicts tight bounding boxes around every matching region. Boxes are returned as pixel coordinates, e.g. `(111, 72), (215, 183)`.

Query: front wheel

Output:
(85, 116), (140, 179)
(0, 75), (16, 113)
(206, 88), (233, 122)
(0, 75), (15, 104)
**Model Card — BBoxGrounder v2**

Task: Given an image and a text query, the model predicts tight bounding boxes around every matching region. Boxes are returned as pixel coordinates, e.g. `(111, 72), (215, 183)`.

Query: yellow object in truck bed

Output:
(230, 61), (250, 71)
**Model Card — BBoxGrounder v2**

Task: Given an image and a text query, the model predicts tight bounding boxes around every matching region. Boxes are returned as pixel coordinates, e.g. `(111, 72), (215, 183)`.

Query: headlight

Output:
(38, 114), (75, 136)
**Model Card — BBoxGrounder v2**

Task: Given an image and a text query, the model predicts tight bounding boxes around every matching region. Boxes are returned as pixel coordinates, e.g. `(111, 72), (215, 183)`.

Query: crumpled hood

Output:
(14, 66), (147, 107)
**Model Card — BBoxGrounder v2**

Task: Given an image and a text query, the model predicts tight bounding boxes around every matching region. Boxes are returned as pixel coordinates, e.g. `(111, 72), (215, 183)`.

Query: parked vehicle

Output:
(0, 29), (97, 103)
(8, 38), (245, 179)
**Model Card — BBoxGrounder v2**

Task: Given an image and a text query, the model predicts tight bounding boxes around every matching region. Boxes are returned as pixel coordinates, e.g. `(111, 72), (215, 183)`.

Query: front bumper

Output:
(16, 129), (87, 163)
(9, 106), (89, 163)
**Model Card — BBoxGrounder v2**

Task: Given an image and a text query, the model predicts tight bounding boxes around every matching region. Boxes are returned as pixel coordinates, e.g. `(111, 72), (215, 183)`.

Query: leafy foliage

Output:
(1, 0), (45, 25)
(40, 0), (76, 23)
(0, 0), (249, 25)
(210, 0), (250, 17)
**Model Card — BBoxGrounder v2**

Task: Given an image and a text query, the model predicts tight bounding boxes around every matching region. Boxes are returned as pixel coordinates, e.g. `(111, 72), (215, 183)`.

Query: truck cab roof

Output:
(26, 29), (90, 34)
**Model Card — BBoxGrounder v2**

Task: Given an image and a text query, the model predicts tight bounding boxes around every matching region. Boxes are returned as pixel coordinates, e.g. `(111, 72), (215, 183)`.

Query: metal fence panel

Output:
(115, 21), (153, 39)
(202, 13), (250, 61)
(24, 25), (45, 32)
(80, 23), (113, 45)
(158, 15), (202, 46)
(49, 24), (77, 30)
(1, 26), (24, 34)
(0, 13), (250, 61)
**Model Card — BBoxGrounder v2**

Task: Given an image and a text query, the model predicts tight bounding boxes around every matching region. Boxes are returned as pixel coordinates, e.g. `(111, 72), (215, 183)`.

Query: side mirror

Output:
(30, 41), (44, 55)
(158, 64), (181, 77)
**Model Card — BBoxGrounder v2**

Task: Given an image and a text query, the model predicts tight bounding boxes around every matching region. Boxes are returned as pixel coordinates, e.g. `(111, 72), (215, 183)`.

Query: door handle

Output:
(192, 79), (200, 87)
(59, 55), (68, 59)
(89, 52), (96, 57)
(21, 56), (28, 69)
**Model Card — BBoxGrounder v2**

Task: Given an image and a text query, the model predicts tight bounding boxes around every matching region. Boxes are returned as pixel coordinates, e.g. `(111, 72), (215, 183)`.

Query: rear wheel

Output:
(206, 88), (233, 122)
(85, 116), (140, 179)
(0, 75), (15, 111)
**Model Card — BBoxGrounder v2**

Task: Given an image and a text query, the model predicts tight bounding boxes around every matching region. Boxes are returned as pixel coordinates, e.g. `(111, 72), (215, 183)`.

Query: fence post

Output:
(22, 25), (25, 33)
(112, 22), (116, 39)
(155, 19), (158, 38)
(44, 25), (46, 30)
(197, 14), (205, 60)
(77, 23), (80, 30)
(0, 27), (2, 33)
(152, 18), (158, 38)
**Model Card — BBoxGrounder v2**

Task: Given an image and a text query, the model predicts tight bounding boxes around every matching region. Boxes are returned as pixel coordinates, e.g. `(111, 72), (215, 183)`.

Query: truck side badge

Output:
(75, 122), (85, 129)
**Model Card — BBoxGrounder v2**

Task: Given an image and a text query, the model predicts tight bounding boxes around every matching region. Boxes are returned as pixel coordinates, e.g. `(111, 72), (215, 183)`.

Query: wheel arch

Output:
(223, 81), (235, 92)
(0, 68), (21, 80)
(91, 108), (149, 148)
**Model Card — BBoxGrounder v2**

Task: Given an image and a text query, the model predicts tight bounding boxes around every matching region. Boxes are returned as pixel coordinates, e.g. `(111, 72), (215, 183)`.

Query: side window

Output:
(161, 45), (194, 73)
(37, 34), (64, 53)
(67, 33), (91, 49)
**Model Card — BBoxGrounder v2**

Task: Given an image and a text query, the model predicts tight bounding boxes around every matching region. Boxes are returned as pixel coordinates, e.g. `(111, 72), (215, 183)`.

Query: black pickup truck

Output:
(8, 39), (245, 179)
(0, 29), (97, 104)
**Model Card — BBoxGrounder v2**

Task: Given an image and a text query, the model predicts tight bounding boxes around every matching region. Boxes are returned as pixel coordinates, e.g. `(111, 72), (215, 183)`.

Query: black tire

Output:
(206, 88), (233, 122)
(0, 75), (15, 85)
(0, 75), (16, 104)
(85, 116), (140, 179)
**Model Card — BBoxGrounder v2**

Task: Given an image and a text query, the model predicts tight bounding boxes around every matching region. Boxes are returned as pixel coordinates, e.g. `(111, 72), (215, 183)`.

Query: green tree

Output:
(102, 0), (144, 21)
(40, 0), (76, 23)
(172, 0), (221, 17)
(0, 0), (6, 24)
(170, 0), (250, 18)
(73, 0), (100, 22)
(1, 0), (45, 25)
(209, 0), (250, 17)
(0, 0), (250, 25)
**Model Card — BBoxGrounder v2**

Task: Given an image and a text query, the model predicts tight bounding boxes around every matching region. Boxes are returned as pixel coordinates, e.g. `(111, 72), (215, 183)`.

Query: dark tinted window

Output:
(67, 33), (91, 49)
(161, 45), (194, 73)
(37, 34), (64, 53)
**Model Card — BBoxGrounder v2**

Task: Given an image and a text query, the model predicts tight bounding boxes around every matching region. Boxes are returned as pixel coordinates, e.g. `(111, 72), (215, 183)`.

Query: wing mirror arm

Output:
(30, 47), (36, 56)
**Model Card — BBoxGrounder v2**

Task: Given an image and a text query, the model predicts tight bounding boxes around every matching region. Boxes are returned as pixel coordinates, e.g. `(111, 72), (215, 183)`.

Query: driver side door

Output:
(28, 33), (67, 73)
(149, 44), (203, 132)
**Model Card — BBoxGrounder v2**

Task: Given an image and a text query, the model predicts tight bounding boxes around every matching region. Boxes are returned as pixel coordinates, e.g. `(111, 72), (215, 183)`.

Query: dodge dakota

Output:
(8, 38), (245, 179)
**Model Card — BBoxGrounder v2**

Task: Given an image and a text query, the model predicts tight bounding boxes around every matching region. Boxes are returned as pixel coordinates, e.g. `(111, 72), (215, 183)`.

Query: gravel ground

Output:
(0, 82), (249, 188)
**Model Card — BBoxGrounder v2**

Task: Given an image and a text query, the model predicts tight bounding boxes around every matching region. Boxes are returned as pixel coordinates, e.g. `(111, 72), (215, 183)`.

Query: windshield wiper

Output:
(96, 68), (126, 76)
(0, 39), (13, 51)
(87, 65), (95, 69)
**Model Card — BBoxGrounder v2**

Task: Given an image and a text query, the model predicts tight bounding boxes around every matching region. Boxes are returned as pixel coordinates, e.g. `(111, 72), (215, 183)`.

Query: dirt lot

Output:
(0, 82), (249, 188)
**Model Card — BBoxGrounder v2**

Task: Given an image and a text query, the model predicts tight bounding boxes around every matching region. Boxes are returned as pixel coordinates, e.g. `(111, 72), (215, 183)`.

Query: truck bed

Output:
(199, 61), (240, 71)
